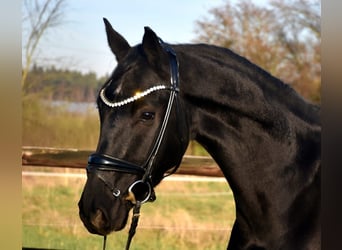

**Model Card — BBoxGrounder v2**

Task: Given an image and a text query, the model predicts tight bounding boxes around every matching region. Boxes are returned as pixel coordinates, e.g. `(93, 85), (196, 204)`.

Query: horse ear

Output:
(103, 18), (131, 62)
(142, 27), (168, 71)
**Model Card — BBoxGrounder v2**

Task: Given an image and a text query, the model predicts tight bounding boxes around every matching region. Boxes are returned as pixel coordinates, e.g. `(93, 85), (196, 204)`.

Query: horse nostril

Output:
(90, 209), (108, 234)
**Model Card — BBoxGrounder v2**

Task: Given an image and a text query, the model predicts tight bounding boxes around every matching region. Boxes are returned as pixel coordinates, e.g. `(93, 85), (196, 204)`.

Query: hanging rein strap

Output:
(125, 201), (142, 250)
(100, 180), (144, 250)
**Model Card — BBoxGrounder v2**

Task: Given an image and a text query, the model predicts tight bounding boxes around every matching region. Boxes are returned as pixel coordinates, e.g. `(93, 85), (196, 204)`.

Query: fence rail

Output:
(22, 146), (224, 177)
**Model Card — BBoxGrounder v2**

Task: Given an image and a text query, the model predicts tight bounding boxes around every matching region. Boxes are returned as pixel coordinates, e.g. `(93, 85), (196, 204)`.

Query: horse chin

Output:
(110, 210), (130, 233)
(80, 207), (130, 236)
(79, 196), (131, 236)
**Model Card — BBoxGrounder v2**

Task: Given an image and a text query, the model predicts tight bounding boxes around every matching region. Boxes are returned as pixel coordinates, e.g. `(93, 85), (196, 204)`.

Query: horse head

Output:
(78, 18), (189, 236)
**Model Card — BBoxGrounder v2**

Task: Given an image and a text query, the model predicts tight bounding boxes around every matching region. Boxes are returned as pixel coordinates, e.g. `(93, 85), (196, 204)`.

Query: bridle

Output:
(86, 38), (181, 250)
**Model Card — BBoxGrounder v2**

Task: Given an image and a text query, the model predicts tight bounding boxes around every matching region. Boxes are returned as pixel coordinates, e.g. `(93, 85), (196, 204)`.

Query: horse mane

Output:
(175, 43), (320, 126)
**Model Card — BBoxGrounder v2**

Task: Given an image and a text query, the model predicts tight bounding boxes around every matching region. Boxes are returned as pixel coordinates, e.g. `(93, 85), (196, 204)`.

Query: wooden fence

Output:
(22, 146), (224, 177)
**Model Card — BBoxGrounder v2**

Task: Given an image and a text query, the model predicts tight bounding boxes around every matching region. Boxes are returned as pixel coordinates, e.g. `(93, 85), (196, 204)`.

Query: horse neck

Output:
(177, 44), (321, 215)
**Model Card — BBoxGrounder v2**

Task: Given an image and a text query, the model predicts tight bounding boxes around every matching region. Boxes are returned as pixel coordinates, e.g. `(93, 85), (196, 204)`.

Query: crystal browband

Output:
(100, 85), (169, 108)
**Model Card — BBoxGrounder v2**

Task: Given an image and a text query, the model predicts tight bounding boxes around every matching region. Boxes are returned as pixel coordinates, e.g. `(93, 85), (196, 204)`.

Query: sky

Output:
(23, 0), (268, 78)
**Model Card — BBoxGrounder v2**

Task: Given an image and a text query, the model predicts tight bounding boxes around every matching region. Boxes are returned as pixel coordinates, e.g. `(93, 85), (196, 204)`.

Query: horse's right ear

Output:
(103, 18), (131, 62)
(142, 26), (169, 73)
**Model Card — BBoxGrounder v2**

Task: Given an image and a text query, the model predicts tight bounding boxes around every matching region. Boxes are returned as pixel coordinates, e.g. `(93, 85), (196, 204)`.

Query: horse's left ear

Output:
(103, 18), (131, 62)
(142, 27), (169, 72)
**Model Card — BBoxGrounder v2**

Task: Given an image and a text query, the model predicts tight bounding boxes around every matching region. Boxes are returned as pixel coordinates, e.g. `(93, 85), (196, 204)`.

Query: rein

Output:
(87, 38), (180, 250)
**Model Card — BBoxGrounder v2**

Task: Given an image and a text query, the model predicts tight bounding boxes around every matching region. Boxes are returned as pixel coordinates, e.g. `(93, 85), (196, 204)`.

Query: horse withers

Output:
(79, 18), (320, 249)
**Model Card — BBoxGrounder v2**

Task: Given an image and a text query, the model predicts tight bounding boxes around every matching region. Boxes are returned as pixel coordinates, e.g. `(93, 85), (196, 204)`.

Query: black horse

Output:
(79, 18), (320, 250)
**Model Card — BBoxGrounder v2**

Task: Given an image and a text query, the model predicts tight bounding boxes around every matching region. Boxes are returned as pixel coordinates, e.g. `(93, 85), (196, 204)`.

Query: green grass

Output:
(22, 96), (99, 149)
(22, 171), (235, 249)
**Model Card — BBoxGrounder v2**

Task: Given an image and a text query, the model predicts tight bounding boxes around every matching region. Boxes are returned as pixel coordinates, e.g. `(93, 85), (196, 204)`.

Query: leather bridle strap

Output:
(141, 40), (179, 183)
(125, 39), (180, 250)
(87, 154), (145, 175)
(125, 201), (142, 250)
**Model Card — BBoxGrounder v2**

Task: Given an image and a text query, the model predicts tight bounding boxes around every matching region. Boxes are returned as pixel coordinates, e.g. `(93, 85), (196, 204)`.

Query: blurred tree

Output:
(194, 0), (321, 103)
(22, 0), (66, 88)
(24, 66), (104, 102)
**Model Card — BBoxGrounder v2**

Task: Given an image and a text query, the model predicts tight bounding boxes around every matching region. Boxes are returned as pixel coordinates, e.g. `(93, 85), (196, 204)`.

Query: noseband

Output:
(86, 38), (180, 250)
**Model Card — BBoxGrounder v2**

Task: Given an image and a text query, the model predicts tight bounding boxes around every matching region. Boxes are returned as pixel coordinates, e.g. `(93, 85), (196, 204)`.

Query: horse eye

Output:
(140, 112), (155, 121)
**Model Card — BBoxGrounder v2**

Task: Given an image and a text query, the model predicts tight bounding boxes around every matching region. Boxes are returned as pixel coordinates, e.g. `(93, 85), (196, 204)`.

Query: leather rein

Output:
(86, 38), (180, 250)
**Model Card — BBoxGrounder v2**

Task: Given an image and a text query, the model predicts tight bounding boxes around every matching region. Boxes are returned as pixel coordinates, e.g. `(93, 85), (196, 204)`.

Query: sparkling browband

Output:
(100, 85), (169, 108)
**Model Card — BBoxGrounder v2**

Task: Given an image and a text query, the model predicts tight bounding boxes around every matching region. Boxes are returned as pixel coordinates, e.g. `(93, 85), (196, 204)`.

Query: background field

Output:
(22, 167), (235, 250)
